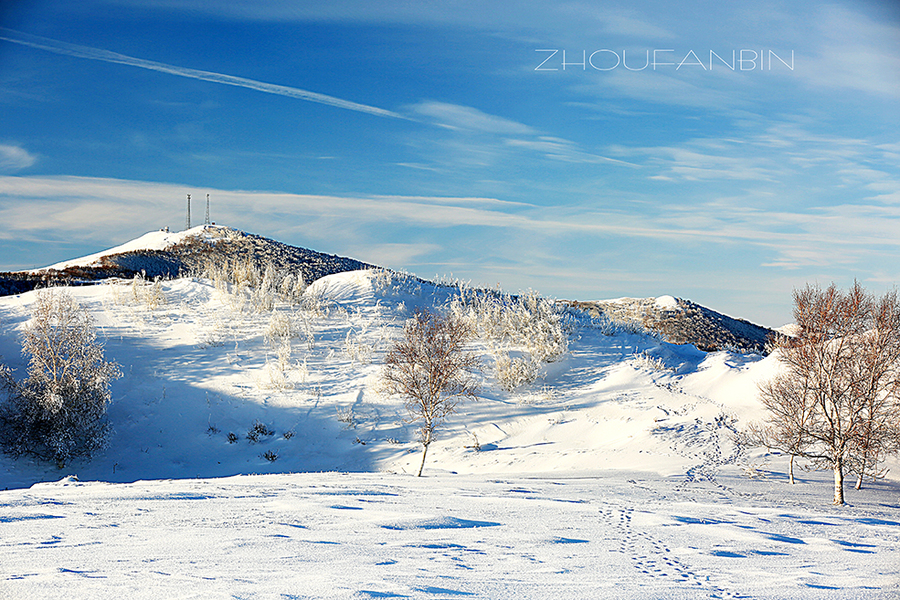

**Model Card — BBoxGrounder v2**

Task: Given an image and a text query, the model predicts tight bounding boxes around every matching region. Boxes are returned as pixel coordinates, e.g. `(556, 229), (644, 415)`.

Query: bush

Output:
(246, 420), (274, 443)
(0, 289), (121, 467)
(448, 289), (571, 390)
(493, 351), (541, 392)
(265, 312), (295, 345)
(200, 255), (307, 313)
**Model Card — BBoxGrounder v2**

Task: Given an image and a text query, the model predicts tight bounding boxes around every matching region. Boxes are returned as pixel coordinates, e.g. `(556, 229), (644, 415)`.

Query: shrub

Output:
(127, 273), (167, 309)
(336, 406), (356, 429)
(0, 289), (121, 467)
(257, 341), (295, 391)
(493, 351), (541, 392)
(246, 420), (274, 443)
(447, 289), (571, 390)
(265, 312), (295, 345)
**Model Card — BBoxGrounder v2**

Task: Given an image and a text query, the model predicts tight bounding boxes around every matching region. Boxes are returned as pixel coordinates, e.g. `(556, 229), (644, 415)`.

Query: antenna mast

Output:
(205, 193), (210, 225)
(185, 194), (192, 230)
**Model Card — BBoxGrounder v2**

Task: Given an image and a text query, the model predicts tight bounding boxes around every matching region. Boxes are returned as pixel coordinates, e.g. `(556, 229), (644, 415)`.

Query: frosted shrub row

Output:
(201, 256), (307, 313)
(110, 273), (167, 310)
(447, 289), (572, 391)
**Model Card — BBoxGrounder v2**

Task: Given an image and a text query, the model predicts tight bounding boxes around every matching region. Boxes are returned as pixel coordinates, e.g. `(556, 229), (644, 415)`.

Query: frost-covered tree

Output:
(0, 289), (121, 467)
(381, 310), (479, 476)
(749, 283), (900, 505)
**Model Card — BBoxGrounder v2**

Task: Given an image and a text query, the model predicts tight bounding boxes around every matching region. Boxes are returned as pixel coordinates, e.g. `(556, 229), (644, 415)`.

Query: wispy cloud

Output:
(0, 28), (405, 119)
(411, 102), (535, 135)
(797, 5), (900, 99)
(0, 144), (36, 172)
(621, 122), (900, 195)
(504, 137), (639, 167)
(407, 101), (638, 170)
(5, 174), (900, 259)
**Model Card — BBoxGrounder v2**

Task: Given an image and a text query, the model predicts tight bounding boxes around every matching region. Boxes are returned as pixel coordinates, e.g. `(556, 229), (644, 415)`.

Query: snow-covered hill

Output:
(4, 225), (771, 352)
(0, 230), (898, 598)
(0, 225), (373, 297)
(2, 268), (773, 485)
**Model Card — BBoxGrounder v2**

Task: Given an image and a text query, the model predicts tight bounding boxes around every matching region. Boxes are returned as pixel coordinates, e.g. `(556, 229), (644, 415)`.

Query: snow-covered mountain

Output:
(0, 228), (897, 599)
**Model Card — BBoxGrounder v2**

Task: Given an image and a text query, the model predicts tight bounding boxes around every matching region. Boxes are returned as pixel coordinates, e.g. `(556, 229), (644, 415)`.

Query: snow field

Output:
(0, 267), (898, 598)
(1, 471), (898, 599)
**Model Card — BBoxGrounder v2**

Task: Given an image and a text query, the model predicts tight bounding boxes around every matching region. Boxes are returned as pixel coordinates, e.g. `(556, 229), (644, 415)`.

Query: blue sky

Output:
(1, 1), (899, 326)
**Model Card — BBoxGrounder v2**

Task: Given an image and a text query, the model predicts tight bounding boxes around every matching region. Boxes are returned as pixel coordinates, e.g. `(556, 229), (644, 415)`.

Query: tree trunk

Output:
(789, 454), (795, 484)
(417, 442), (430, 477)
(855, 447), (868, 490)
(833, 458), (845, 505)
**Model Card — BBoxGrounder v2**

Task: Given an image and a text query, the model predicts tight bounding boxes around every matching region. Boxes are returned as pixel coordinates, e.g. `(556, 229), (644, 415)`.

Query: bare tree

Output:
(747, 370), (816, 484)
(381, 310), (479, 476)
(0, 289), (121, 467)
(749, 282), (900, 504)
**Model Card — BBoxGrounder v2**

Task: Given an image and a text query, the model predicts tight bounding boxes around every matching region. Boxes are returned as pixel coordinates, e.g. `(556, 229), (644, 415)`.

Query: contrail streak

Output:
(0, 28), (406, 120)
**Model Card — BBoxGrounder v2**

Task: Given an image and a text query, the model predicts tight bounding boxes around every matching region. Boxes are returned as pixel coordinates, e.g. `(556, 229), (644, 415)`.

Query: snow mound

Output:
(38, 225), (219, 271)
(305, 269), (379, 304)
(655, 295), (680, 311)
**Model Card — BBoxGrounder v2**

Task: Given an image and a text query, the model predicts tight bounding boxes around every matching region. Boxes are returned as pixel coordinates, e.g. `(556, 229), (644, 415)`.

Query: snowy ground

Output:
(1, 265), (899, 598)
(3, 471), (899, 599)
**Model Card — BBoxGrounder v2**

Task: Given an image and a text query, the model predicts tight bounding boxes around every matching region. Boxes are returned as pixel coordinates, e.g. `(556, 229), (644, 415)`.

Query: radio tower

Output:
(185, 194), (192, 230)
(205, 194), (210, 225)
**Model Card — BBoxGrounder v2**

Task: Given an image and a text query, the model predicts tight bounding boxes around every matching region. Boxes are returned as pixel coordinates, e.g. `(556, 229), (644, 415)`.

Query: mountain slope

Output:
(0, 225), (373, 296)
(571, 295), (774, 353)
(3, 226), (772, 353)
(0, 269), (774, 487)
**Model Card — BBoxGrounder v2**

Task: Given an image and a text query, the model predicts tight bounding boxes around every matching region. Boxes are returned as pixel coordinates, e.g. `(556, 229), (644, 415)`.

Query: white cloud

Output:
(4, 173), (900, 260)
(795, 5), (900, 99)
(0, 144), (37, 172)
(407, 102), (639, 171)
(410, 102), (535, 135)
(504, 137), (639, 166)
